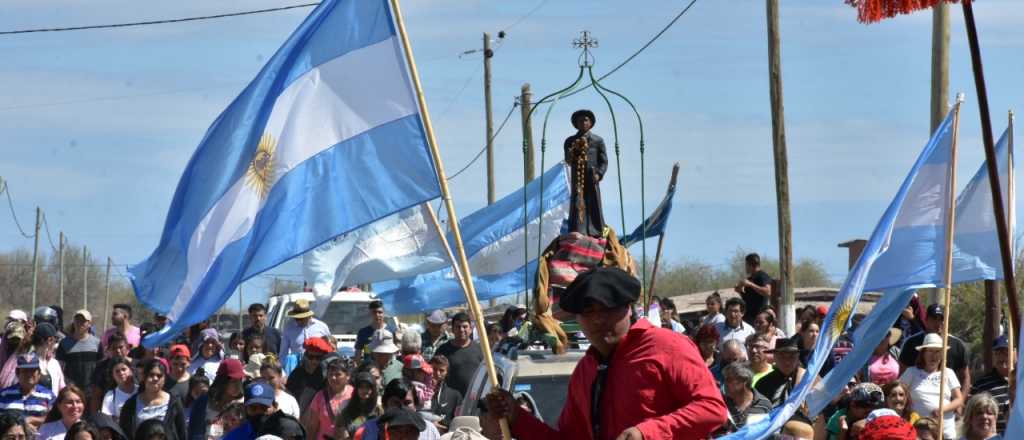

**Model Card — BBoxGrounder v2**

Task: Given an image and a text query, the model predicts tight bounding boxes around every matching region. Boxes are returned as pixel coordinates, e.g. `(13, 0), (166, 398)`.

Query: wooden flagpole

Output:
(646, 163), (680, 299)
(1008, 109), (1016, 373)
(937, 95), (964, 439)
(423, 203), (469, 298)
(389, 1), (511, 438)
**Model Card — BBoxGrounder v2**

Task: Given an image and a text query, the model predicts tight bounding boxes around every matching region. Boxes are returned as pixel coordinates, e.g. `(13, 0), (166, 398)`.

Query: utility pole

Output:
(521, 84), (535, 181)
(767, 0), (795, 335)
(930, 2), (950, 307)
(484, 32), (495, 205)
(83, 246), (88, 310)
(104, 257), (111, 330)
(59, 232), (65, 310)
(31, 207), (41, 312)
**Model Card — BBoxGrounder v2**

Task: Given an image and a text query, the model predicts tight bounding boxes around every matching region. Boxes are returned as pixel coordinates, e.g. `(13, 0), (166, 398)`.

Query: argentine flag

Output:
(722, 102), (961, 440)
(130, 0), (440, 347)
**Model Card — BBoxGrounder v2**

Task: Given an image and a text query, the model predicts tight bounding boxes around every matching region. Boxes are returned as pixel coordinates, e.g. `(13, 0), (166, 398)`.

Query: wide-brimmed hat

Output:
(370, 329), (399, 354)
(426, 310), (447, 325)
(917, 333), (949, 351)
(570, 109), (596, 128)
(767, 337), (800, 354)
(287, 299), (315, 319)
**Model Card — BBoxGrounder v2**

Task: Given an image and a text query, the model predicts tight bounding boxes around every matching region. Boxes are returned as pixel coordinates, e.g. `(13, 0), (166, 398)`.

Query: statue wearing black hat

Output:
(564, 109), (608, 237)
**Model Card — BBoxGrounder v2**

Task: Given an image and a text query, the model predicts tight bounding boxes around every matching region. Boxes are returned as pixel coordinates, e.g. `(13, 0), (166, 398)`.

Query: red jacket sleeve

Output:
(635, 335), (728, 439)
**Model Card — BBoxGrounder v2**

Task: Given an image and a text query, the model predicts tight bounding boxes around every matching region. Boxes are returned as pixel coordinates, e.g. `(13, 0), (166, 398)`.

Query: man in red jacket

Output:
(486, 267), (727, 440)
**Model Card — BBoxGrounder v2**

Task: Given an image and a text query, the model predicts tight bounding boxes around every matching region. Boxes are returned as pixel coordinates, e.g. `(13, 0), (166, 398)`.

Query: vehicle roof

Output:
(516, 350), (585, 378)
(270, 290), (378, 302)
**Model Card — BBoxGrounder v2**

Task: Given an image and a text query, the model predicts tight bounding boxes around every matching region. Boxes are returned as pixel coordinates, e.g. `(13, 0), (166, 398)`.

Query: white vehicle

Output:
(267, 290), (388, 357)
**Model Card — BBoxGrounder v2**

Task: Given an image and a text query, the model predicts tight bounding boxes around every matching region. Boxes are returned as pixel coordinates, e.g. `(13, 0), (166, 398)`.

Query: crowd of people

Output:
(0, 296), (526, 440)
(655, 253), (1006, 440)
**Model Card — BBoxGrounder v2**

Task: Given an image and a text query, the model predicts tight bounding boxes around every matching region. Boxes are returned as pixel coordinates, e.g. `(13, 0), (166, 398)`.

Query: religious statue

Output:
(563, 109), (608, 237)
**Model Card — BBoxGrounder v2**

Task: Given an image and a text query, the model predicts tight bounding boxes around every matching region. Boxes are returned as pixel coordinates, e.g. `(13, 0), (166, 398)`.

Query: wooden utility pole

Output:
(983, 280), (1001, 371)
(929, 2), (951, 307)
(484, 32), (495, 205)
(31, 207), (41, 312)
(59, 232), (65, 310)
(104, 257), (111, 328)
(83, 246), (88, 310)
(521, 83), (535, 181)
(767, 0), (795, 335)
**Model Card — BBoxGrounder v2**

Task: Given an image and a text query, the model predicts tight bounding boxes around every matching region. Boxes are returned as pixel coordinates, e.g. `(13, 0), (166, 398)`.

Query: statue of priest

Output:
(563, 109), (608, 237)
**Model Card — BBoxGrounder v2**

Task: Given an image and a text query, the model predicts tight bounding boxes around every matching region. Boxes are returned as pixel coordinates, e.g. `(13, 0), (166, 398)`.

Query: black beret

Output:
(560, 267), (640, 314)
(379, 407), (426, 432)
(571, 109), (596, 128)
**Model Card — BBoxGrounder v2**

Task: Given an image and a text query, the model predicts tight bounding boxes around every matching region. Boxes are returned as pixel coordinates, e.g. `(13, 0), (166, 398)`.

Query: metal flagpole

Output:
(389, 1), (510, 437)
(937, 95), (964, 439)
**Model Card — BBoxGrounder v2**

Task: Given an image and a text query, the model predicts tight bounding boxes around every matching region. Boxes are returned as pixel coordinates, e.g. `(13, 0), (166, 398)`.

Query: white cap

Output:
(6, 310), (27, 322)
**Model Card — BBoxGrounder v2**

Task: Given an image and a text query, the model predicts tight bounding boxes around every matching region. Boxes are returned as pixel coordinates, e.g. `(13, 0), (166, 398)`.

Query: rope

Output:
(447, 102), (518, 180)
(0, 3), (320, 36)
(1, 181), (34, 239)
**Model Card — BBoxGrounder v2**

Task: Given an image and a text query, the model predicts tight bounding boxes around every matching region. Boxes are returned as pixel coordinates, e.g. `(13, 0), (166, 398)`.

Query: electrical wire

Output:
(40, 212), (58, 253)
(0, 3), (320, 36)
(501, 0), (551, 32)
(447, 102), (518, 180)
(1, 181), (35, 239)
(538, 0), (700, 105)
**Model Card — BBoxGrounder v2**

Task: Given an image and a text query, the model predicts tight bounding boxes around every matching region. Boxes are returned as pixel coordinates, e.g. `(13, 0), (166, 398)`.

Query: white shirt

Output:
(700, 312), (725, 329)
(275, 389), (301, 418)
(37, 420), (69, 440)
(102, 385), (137, 420)
(279, 318), (331, 359)
(188, 354), (222, 382)
(715, 320), (755, 354)
(39, 355), (66, 396)
(900, 366), (960, 439)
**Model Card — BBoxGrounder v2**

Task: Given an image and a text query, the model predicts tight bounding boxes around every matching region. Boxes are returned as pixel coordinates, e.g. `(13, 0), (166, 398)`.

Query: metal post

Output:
(59, 232), (65, 310)
(31, 207), (41, 312)
(104, 257), (111, 329)
(521, 83), (535, 181)
(767, 0), (795, 335)
(484, 32), (495, 205)
(83, 246), (88, 310)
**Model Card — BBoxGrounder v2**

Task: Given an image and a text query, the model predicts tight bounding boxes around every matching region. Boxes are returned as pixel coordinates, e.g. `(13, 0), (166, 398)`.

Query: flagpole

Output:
(389, 1), (510, 438)
(1009, 109), (1016, 374)
(423, 203), (469, 297)
(646, 163), (680, 300)
(937, 95), (964, 439)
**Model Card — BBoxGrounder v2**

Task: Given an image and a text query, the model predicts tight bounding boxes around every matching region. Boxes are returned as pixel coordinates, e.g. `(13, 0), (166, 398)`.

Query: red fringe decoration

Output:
(844, 0), (962, 24)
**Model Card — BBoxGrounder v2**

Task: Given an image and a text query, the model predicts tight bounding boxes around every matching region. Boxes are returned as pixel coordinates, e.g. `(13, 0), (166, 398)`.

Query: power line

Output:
(40, 212), (58, 253)
(539, 0), (700, 104)
(1, 181), (34, 239)
(0, 3), (320, 36)
(448, 102), (518, 180)
(501, 0), (551, 32)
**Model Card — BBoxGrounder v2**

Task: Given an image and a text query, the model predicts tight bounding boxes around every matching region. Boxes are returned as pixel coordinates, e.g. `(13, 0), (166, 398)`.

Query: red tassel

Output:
(844, 0), (961, 24)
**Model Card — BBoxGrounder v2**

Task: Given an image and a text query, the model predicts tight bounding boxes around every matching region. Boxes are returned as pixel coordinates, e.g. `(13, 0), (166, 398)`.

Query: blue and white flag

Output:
(620, 174), (677, 247)
(806, 124), (1014, 416)
(372, 164), (571, 314)
(723, 103), (960, 440)
(131, 0), (441, 347)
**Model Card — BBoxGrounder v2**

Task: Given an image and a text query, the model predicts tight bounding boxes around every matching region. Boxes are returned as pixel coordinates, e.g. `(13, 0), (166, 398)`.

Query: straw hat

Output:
(916, 333), (948, 351)
(287, 299), (315, 319)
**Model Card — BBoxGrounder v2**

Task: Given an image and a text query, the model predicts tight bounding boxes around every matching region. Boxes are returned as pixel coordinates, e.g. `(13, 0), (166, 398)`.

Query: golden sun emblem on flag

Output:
(246, 132), (277, 199)
(829, 298), (856, 343)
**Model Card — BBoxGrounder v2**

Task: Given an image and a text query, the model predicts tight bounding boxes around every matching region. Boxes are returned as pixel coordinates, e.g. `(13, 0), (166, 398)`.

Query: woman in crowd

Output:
(694, 325), (719, 370)
(182, 373), (209, 425)
(119, 359), (186, 440)
(259, 359), (301, 418)
(882, 382), (919, 425)
(863, 329), (901, 385)
(825, 382), (885, 440)
(305, 357), (353, 440)
(960, 393), (1001, 440)
(101, 357), (137, 422)
(187, 359), (245, 440)
(352, 379), (440, 440)
(914, 417), (940, 440)
(334, 372), (382, 440)
(714, 362), (771, 436)
(699, 292), (725, 329)
(38, 385), (87, 440)
(225, 334), (244, 361)
(32, 323), (65, 396)
(0, 412), (28, 440)
(753, 310), (786, 355)
(134, 419), (169, 440)
(188, 329), (223, 382)
(899, 333), (964, 440)
(65, 421), (101, 440)
(796, 319), (819, 368)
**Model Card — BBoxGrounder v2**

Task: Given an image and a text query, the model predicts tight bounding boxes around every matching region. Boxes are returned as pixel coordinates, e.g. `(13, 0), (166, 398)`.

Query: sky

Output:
(2, 0), (1023, 310)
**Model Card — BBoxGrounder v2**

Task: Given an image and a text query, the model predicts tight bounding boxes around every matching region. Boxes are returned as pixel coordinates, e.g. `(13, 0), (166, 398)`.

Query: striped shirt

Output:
(972, 370), (1010, 433)
(0, 384), (55, 418)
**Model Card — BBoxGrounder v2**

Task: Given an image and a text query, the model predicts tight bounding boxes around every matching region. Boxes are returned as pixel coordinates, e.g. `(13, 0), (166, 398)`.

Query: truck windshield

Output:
(320, 301), (372, 335)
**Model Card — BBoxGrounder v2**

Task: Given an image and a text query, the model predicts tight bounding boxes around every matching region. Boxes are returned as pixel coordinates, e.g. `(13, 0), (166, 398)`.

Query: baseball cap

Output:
(4, 322), (26, 341)
(217, 358), (246, 380)
(994, 335), (1010, 350)
(402, 354), (434, 375)
(850, 382), (885, 407)
(426, 310), (447, 325)
(926, 303), (945, 317)
(16, 352), (40, 370)
(169, 344), (191, 359)
(73, 309), (92, 321)
(244, 380), (276, 407)
(379, 407), (427, 432)
(6, 310), (28, 322)
(35, 322), (58, 340)
(303, 337), (334, 354)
